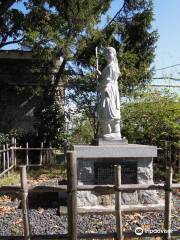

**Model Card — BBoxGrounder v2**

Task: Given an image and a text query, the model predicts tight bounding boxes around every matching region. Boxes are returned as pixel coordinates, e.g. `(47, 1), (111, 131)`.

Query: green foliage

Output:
(70, 116), (94, 144)
(9, 128), (39, 146)
(121, 89), (180, 146)
(0, 133), (10, 147)
(174, 173), (180, 182)
(0, 8), (25, 48)
(0, 0), (158, 144)
(153, 165), (166, 181)
(34, 98), (65, 147)
(75, 0), (158, 92)
(25, 0), (111, 145)
(67, 0), (158, 139)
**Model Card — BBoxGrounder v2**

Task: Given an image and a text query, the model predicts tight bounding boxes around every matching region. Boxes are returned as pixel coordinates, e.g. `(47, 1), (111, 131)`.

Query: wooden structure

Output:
(0, 139), (56, 177)
(0, 50), (65, 132)
(0, 50), (39, 131)
(0, 150), (179, 239)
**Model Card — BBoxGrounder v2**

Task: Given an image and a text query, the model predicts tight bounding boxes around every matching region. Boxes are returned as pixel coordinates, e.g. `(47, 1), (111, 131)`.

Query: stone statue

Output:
(96, 47), (121, 140)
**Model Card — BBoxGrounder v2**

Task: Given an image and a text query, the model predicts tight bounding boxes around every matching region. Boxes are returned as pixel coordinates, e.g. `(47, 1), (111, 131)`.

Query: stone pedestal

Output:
(73, 144), (160, 207)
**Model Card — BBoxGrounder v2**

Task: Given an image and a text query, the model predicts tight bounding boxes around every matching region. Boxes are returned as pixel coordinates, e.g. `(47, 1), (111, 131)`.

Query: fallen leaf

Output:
(38, 207), (44, 214)
(12, 218), (23, 225)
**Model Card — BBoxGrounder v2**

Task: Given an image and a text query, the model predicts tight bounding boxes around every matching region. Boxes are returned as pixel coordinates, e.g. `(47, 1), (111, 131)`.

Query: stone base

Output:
(92, 138), (128, 145)
(73, 143), (159, 207)
(77, 190), (160, 207)
(59, 200), (165, 215)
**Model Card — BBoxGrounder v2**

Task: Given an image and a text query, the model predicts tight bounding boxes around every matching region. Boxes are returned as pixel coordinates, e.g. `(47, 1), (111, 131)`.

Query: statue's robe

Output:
(97, 62), (120, 122)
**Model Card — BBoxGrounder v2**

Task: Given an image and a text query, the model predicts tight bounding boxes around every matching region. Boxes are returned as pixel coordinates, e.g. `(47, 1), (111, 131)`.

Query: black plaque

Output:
(94, 161), (137, 184)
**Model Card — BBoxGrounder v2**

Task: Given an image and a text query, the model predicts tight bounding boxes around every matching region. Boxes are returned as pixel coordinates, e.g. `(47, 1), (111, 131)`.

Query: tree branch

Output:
(0, 0), (16, 16)
(104, 1), (126, 28)
(0, 36), (24, 48)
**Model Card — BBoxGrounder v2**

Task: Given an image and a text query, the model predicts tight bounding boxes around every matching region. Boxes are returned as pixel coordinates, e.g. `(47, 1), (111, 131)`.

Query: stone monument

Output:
(73, 47), (161, 208)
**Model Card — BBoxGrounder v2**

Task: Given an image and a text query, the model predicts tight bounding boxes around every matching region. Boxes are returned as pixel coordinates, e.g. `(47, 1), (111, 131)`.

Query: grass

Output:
(0, 165), (67, 187)
(0, 171), (20, 186)
(27, 164), (67, 180)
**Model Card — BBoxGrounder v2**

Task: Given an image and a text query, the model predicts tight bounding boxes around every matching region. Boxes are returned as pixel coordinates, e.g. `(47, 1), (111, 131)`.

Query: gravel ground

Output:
(0, 179), (179, 237)
(0, 208), (179, 236)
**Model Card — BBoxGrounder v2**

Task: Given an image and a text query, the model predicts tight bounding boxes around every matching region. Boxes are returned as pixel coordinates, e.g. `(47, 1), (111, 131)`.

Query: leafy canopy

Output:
(0, 0), (159, 145)
(121, 89), (180, 146)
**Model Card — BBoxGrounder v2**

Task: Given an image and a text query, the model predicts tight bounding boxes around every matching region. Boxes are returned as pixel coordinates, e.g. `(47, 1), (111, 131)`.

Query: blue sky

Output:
(105, 0), (180, 82)
(7, 0), (180, 89)
(102, 0), (180, 92)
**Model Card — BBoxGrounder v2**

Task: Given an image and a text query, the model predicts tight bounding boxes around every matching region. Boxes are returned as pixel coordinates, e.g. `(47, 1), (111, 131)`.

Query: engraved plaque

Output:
(94, 161), (137, 184)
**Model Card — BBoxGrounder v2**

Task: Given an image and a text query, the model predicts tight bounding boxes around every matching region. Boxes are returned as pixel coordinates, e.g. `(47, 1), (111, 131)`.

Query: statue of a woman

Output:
(97, 47), (121, 140)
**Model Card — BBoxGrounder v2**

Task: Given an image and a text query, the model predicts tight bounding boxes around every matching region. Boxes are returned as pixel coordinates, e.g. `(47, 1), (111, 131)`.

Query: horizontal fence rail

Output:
(1, 183), (180, 194)
(0, 150), (180, 240)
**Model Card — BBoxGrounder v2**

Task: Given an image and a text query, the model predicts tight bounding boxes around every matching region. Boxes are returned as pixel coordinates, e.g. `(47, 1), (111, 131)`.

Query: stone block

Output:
(73, 143), (159, 207)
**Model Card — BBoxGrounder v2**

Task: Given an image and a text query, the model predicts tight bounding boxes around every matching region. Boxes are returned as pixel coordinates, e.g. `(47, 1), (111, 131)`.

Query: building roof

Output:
(0, 50), (32, 60)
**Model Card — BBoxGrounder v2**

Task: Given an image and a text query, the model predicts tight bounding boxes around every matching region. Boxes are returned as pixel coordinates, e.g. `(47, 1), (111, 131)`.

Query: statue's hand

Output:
(96, 69), (101, 76)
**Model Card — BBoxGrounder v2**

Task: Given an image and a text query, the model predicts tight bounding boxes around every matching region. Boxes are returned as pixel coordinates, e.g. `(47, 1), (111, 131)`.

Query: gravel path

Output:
(0, 179), (179, 237)
(0, 206), (179, 236)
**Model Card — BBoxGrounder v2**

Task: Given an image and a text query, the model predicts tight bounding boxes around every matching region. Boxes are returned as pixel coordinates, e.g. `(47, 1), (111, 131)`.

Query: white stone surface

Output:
(97, 47), (121, 139)
(73, 144), (157, 158)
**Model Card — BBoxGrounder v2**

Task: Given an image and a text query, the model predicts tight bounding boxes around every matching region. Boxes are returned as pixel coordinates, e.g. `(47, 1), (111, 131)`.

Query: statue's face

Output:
(105, 50), (114, 63)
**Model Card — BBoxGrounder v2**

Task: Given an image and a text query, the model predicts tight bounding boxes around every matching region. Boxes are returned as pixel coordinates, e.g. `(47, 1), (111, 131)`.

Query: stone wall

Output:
(77, 157), (158, 206)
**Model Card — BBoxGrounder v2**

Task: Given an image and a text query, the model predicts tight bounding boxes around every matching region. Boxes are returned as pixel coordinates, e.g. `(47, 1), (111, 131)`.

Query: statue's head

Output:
(104, 47), (117, 63)
(105, 47), (117, 55)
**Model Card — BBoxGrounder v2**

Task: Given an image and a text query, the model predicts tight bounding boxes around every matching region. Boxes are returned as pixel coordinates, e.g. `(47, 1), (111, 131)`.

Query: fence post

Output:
(114, 165), (123, 240)
(6, 144), (10, 176)
(67, 151), (77, 240)
(164, 167), (173, 240)
(26, 142), (29, 166)
(20, 165), (31, 240)
(11, 138), (15, 172)
(3, 145), (6, 172)
(14, 138), (17, 167)
(40, 142), (43, 165)
(164, 141), (168, 168)
(49, 143), (52, 165)
(178, 147), (180, 174)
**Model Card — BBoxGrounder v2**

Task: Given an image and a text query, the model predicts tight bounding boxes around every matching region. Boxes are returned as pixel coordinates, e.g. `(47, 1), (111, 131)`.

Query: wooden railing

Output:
(0, 151), (180, 239)
(0, 144), (15, 178)
(0, 141), (56, 177)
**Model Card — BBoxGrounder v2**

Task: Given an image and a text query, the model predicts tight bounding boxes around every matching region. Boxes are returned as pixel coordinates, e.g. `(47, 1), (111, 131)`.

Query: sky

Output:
(104, 0), (180, 90)
(6, 0), (180, 91)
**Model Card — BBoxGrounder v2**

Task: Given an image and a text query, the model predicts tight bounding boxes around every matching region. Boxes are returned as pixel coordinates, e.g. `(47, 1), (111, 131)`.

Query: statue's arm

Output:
(96, 69), (101, 76)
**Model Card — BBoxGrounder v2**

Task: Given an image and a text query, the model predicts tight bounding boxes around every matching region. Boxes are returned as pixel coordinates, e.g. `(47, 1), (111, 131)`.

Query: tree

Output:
(0, 3), (25, 48)
(0, 0), (158, 144)
(121, 89), (180, 146)
(70, 115), (94, 144)
(0, 0), (17, 16)
(0, 0), (112, 145)
(67, 0), (158, 139)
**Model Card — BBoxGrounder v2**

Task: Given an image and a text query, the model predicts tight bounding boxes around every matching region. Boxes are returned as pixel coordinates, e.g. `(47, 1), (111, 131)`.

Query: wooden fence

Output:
(0, 140), (56, 178)
(0, 151), (180, 239)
